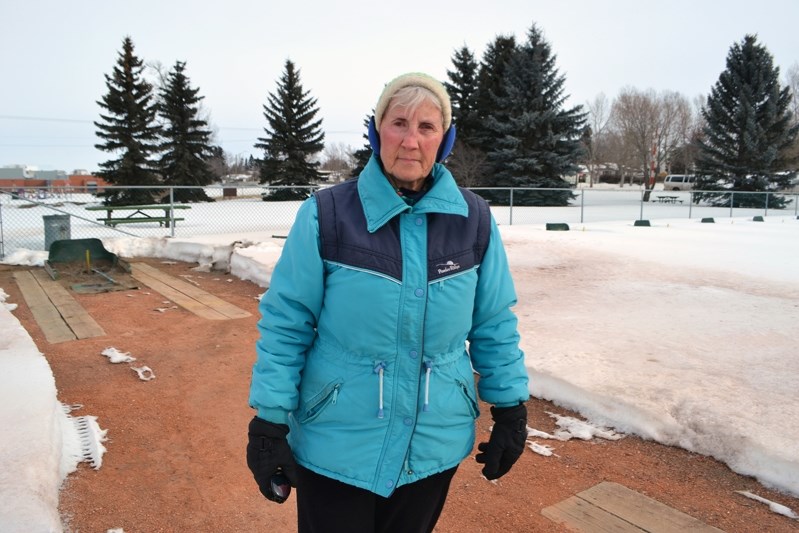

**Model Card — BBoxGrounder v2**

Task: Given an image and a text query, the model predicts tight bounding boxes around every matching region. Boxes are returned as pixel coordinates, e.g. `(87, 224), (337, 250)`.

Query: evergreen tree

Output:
(350, 114), (373, 178)
(255, 59), (325, 200)
(696, 34), (798, 208)
(94, 36), (162, 205)
(445, 46), (480, 144)
(473, 35), (517, 155)
(482, 24), (586, 206)
(445, 45), (488, 185)
(157, 61), (216, 202)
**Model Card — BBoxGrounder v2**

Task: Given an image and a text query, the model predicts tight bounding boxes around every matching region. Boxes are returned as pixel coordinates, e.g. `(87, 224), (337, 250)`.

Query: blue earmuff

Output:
(367, 116), (381, 155)
(368, 116), (457, 163)
(437, 123), (456, 162)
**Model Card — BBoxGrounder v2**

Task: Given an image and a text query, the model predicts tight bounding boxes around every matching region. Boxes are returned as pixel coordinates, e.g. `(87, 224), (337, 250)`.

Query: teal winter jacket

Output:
(249, 155), (529, 497)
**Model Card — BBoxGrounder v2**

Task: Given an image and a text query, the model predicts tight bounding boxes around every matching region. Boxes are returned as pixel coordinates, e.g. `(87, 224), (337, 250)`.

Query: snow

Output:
(1, 196), (798, 531)
(736, 490), (799, 520)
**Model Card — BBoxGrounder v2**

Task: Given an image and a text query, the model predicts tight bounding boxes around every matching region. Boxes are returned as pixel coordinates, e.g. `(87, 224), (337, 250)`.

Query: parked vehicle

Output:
(663, 174), (696, 191)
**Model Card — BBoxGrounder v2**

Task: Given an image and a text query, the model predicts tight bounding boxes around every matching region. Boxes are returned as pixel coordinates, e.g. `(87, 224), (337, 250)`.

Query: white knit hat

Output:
(374, 72), (452, 131)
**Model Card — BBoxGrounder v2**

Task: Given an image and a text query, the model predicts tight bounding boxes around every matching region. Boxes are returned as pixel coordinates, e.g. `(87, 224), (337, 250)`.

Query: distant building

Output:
(0, 166), (110, 193)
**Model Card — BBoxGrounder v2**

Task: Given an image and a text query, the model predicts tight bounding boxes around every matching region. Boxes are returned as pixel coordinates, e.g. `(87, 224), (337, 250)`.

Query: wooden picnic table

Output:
(85, 204), (191, 227)
(653, 195), (683, 204)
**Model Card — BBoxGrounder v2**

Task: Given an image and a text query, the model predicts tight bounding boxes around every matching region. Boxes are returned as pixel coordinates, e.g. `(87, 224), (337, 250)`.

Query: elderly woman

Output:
(247, 72), (529, 533)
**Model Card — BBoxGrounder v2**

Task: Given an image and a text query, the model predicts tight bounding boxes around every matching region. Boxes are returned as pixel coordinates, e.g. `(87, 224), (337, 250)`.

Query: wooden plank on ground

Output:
(29, 270), (106, 339)
(542, 482), (726, 533)
(130, 263), (250, 320)
(579, 482), (725, 533)
(542, 494), (644, 532)
(131, 263), (251, 319)
(130, 266), (226, 320)
(13, 271), (76, 343)
(13, 270), (106, 343)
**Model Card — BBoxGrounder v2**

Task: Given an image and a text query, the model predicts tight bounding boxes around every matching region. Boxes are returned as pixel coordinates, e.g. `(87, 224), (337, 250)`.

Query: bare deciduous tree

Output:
(320, 142), (355, 181)
(667, 94), (704, 175)
(446, 140), (488, 188)
(609, 88), (695, 199)
(784, 62), (799, 123)
(610, 87), (659, 191)
(782, 63), (799, 163)
(584, 93), (610, 187)
(657, 91), (693, 173)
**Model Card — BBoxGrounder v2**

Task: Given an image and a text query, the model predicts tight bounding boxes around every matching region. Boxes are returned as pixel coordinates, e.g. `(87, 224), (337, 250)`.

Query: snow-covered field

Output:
(1, 191), (798, 531)
(3, 185), (796, 258)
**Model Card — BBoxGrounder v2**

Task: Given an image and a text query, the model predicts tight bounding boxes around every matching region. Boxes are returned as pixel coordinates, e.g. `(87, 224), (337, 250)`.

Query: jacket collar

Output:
(357, 154), (469, 233)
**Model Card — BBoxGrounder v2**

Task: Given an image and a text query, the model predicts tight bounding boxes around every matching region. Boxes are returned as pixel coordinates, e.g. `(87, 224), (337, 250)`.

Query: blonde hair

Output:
(382, 86), (444, 128)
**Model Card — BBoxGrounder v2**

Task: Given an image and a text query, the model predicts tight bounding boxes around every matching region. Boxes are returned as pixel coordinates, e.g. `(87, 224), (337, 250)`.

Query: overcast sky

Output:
(2, 0), (799, 172)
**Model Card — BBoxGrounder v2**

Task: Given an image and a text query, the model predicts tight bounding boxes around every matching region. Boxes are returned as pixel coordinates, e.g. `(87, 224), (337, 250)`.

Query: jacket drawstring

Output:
(374, 361), (386, 418)
(423, 361), (432, 412)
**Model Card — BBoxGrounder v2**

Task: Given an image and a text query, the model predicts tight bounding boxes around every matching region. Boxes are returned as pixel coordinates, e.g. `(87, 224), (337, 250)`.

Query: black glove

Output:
(246, 416), (298, 503)
(475, 403), (528, 480)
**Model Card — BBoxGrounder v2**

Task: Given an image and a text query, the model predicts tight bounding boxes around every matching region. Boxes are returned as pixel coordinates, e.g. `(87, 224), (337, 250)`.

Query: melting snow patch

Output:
(527, 441), (558, 457)
(524, 413), (625, 457)
(101, 347), (156, 381)
(131, 366), (155, 381)
(72, 416), (107, 469)
(527, 426), (568, 441)
(0, 288), (17, 311)
(736, 491), (798, 520)
(547, 412), (624, 441)
(101, 347), (136, 364)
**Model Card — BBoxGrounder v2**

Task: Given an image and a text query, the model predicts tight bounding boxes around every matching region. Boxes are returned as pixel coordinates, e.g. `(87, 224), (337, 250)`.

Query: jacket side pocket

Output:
(455, 379), (479, 419)
(296, 381), (341, 424)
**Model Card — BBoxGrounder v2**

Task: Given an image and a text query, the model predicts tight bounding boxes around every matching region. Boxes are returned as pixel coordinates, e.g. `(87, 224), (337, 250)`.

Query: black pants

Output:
(296, 464), (458, 533)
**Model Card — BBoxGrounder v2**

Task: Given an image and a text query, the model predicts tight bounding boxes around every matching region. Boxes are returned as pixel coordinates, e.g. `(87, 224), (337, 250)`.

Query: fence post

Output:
(580, 189), (585, 223)
(169, 187), (176, 237)
(764, 192), (769, 217)
(639, 190), (644, 221)
(730, 192), (734, 218)
(0, 199), (5, 260)
(688, 191), (693, 219)
(509, 188), (514, 226)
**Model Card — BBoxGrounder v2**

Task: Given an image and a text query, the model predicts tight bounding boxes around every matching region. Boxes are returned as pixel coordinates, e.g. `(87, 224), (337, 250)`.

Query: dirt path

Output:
(1, 259), (796, 532)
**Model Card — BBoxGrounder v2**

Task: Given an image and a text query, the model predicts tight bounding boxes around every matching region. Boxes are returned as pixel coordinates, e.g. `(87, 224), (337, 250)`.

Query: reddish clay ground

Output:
(1, 259), (797, 532)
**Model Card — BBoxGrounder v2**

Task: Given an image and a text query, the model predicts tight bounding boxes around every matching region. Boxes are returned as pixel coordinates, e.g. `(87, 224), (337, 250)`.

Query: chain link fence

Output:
(1, 185), (797, 260)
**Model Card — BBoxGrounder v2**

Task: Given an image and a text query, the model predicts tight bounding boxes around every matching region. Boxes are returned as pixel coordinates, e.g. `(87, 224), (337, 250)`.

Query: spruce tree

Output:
(94, 36), (162, 205)
(350, 114), (373, 178)
(158, 61), (215, 203)
(482, 24), (586, 206)
(444, 45), (489, 186)
(473, 35), (517, 156)
(696, 34), (798, 208)
(255, 59), (325, 200)
(445, 46), (480, 144)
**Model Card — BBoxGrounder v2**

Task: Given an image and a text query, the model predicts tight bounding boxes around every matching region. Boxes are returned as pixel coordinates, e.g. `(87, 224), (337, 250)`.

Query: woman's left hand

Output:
(475, 403), (528, 480)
